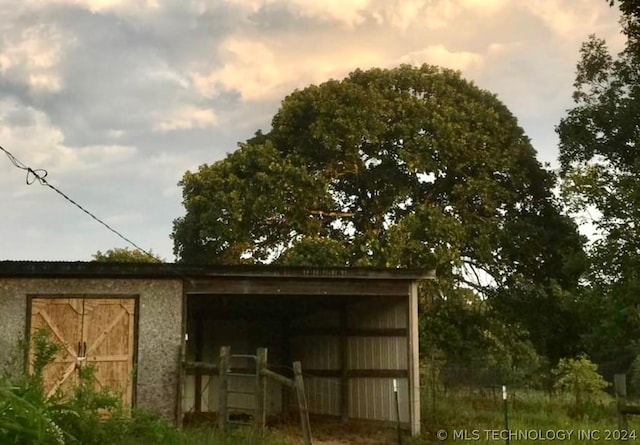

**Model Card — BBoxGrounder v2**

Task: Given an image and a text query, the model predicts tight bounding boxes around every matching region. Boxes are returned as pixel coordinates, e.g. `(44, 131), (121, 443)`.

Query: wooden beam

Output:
(186, 278), (411, 296)
(289, 328), (407, 337)
(261, 368), (295, 388)
(184, 361), (218, 372)
(295, 369), (410, 378)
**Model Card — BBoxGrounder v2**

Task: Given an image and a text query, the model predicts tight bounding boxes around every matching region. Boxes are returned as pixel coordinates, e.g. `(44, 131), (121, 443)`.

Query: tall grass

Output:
(0, 330), (293, 445)
(412, 386), (640, 445)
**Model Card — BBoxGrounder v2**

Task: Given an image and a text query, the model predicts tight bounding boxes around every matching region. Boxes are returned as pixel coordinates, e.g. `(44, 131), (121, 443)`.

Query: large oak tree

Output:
(173, 64), (586, 362)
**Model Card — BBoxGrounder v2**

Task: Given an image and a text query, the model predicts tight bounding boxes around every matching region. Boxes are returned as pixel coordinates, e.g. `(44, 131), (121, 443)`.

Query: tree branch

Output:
(308, 209), (355, 218)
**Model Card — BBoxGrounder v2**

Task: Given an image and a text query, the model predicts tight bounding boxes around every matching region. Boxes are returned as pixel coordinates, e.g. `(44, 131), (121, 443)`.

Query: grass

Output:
(411, 387), (640, 445)
(0, 330), (294, 445)
(6, 330), (640, 444)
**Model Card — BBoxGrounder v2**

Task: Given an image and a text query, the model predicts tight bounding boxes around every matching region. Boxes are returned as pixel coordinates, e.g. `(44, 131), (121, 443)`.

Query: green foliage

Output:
(0, 333), (294, 445)
(173, 64), (587, 364)
(553, 355), (610, 418)
(630, 354), (640, 394)
(557, 0), (640, 373)
(415, 386), (620, 445)
(92, 247), (162, 263)
(30, 329), (62, 382)
(422, 288), (545, 389)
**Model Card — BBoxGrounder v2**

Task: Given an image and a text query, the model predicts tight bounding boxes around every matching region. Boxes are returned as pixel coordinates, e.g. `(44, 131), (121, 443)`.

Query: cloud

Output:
(0, 0), (624, 262)
(153, 106), (217, 132)
(399, 45), (483, 71)
(26, 0), (160, 14)
(224, 0), (371, 28)
(0, 23), (75, 93)
(192, 36), (383, 101)
(523, 0), (612, 41)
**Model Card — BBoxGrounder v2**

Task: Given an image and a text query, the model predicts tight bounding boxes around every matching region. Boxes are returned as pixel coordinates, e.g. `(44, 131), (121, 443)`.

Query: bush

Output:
(553, 354), (610, 418)
(0, 329), (183, 445)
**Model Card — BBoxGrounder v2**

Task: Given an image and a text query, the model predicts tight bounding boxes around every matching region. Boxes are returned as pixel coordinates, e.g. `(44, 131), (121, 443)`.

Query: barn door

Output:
(29, 297), (136, 405)
(30, 298), (84, 397)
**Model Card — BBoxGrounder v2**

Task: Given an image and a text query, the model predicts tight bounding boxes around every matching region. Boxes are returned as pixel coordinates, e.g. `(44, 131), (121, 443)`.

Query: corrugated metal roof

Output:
(0, 261), (435, 280)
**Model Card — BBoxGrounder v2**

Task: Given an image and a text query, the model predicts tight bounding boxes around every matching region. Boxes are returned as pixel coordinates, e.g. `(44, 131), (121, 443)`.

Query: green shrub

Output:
(553, 354), (610, 418)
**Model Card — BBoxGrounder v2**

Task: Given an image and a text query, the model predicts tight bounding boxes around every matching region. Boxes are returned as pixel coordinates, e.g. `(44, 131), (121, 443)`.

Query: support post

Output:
(407, 282), (421, 436)
(256, 347), (267, 434)
(340, 304), (349, 423)
(294, 361), (313, 445)
(194, 317), (203, 413)
(217, 346), (230, 431)
(615, 373), (629, 439)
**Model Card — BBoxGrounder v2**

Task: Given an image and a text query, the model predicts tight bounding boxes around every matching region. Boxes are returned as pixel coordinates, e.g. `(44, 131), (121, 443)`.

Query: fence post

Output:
(256, 348), (267, 434)
(293, 361), (313, 445)
(218, 346), (230, 431)
(615, 373), (629, 439)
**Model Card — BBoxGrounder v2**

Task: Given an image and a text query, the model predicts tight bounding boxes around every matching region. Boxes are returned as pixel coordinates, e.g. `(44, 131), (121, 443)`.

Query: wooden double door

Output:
(29, 297), (137, 406)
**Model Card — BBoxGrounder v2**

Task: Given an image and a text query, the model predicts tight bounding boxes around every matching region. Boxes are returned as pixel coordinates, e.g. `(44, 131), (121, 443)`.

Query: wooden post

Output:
(615, 373), (629, 438)
(340, 304), (349, 423)
(407, 282), (421, 436)
(256, 348), (267, 434)
(282, 317), (291, 415)
(194, 317), (203, 413)
(394, 379), (402, 445)
(293, 361), (313, 445)
(218, 346), (230, 431)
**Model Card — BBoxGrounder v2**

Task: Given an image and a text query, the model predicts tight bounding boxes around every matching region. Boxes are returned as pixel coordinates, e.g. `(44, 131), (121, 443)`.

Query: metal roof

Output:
(0, 261), (435, 281)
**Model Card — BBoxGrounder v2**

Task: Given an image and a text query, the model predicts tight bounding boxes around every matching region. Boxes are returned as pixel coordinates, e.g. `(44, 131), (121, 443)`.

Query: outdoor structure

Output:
(0, 261), (433, 436)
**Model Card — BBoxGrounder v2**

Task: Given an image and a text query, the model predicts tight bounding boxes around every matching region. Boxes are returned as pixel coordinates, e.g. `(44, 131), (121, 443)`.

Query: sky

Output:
(0, 0), (624, 262)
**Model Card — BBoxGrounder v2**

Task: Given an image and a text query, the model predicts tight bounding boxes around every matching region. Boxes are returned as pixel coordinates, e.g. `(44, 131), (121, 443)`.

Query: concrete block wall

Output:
(0, 278), (183, 420)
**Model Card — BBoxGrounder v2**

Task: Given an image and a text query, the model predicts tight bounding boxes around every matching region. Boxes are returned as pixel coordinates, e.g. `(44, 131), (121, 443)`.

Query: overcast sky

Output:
(0, 0), (623, 262)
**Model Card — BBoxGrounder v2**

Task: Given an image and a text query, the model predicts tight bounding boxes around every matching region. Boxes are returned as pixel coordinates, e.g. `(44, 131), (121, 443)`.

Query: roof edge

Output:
(0, 261), (436, 280)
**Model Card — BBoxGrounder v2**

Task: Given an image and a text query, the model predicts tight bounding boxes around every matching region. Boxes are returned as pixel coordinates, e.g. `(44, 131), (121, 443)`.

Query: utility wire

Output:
(0, 144), (155, 258)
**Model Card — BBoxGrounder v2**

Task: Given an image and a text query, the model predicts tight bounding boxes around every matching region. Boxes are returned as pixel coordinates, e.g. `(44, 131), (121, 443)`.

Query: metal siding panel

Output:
(291, 336), (339, 369)
(349, 297), (407, 329)
(304, 377), (340, 415)
(207, 375), (220, 412)
(347, 337), (407, 369)
(291, 309), (340, 328)
(348, 378), (409, 422)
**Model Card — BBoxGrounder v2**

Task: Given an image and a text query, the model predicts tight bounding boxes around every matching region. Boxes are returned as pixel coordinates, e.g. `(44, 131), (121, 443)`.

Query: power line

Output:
(0, 144), (156, 258)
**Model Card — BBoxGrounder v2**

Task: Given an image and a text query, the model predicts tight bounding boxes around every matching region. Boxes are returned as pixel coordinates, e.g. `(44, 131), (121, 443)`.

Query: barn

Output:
(0, 261), (432, 436)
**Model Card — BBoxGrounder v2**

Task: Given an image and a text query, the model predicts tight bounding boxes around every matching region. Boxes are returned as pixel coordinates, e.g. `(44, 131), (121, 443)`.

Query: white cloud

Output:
(153, 106), (218, 132)
(225, 0), (371, 27)
(461, 0), (507, 15)
(523, 0), (604, 40)
(399, 45), (483, 71)
(0, 23), (74, 93)
(0, 99), (136, 178)
(26, 0), (160, 14)
(193, 36), (383, 101)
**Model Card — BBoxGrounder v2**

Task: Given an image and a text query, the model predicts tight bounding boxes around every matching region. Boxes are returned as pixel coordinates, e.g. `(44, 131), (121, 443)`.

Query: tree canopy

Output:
(92, 247), (162, 263)
(173, 64), (586, 361)
(557, 0), (640, 371)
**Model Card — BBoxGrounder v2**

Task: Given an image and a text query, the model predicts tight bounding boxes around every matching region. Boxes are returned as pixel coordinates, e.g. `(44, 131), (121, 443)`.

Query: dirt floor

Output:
(184, 412), (403, 444)
(273, 415), (401, 445)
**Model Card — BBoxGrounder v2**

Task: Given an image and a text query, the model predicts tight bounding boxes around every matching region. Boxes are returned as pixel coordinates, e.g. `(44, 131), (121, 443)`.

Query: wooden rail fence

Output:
(184, 346), (313, 445)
